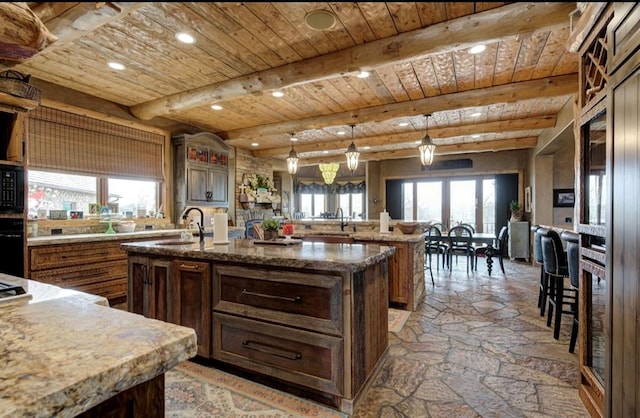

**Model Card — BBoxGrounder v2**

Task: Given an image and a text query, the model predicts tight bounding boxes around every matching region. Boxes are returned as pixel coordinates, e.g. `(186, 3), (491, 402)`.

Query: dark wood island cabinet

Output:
(121, 238), (395, 414)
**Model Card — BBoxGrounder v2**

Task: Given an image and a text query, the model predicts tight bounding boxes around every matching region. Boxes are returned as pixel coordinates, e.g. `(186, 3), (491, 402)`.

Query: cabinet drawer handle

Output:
(242, 340), (302, 360)
(179, 263), (201, 271)
(241, 289), (302, 303)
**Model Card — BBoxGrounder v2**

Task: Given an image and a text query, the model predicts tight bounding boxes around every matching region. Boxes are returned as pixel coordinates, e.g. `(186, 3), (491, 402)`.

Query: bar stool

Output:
(562, 231), (580, 353)
(541, 229), (576, 340)
(532, 226), (552, 316)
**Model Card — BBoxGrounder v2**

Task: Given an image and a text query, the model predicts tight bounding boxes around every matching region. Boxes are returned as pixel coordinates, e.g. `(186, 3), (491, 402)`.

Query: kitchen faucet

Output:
(182, 207), (205, 243)
(336, 207), (348, 231)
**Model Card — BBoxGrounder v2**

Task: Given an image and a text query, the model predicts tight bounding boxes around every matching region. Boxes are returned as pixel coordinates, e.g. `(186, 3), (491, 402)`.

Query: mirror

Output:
(583, 110), (606, 225)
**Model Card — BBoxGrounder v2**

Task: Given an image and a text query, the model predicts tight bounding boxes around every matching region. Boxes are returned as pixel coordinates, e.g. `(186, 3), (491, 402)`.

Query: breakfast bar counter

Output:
(0, 273), (197, 418)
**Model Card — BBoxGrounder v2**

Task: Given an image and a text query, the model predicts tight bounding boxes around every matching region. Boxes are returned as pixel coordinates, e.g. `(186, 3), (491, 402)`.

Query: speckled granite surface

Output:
(121, 238), (396, 272)
(27, 226), (245, 246)
(0, 274), (197, 418)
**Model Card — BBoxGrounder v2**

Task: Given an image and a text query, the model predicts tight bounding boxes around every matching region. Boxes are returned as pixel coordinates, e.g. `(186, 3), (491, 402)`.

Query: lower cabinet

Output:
(173, 259), (211, 358)
(127, 256), (172, 322)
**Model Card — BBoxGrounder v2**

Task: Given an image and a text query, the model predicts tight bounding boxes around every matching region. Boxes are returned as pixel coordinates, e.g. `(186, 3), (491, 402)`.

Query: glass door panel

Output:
(482, 179), (496, 234)
(416, 181), (442, 223)
(450, 179), (477, 229)
(403, 183), (414, 220)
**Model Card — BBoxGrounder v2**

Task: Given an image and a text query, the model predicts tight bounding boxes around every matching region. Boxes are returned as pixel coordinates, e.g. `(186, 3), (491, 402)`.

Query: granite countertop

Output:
(27, 226), (245, 246)
(121, 238), (396, 272)
(0, 273), (197, 418)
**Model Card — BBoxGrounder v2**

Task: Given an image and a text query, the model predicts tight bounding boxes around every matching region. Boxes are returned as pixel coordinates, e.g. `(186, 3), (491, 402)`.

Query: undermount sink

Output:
(156, 240), (198, 246)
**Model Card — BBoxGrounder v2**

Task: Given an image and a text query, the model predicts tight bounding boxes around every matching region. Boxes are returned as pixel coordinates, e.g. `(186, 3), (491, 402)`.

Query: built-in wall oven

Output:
(0, 218), (24, 277)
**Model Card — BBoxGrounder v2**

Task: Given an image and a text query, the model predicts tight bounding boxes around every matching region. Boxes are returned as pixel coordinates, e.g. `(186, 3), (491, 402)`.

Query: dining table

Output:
(471, 232), (498, 274)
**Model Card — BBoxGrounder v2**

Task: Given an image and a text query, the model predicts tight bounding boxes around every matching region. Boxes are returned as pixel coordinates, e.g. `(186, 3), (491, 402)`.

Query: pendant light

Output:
(319, 163), (339, 184)
(418, 114), (436, 167)
(345, 124), (359, 173)
(286, 132), (299, 175)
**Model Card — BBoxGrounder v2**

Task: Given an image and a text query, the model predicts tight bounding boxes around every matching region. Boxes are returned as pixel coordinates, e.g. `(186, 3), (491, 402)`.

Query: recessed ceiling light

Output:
(415, 140), (422, 144)
(472, 134), (480, 138)
(469, 45), (486, 54)
(251, 143), (259, 147)
(356, 70), (370, 79)
(272, 91), (284, 98)
(323, 150), (329, 154)
(175, 32), (195, 44)
(210, 104), (223, 110)
(108, 62), (125, 71)
(399, 122), (409, 127)
(304, 10), (337, 31)
(337, 130), (346, 135)
(363, 146), (370, 150)
(471, 112), (482, 117)
(290, 136), (298, 142)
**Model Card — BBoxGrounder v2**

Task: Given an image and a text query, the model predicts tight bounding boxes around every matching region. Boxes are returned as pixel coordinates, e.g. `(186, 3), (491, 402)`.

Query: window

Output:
(299, 193), (326, 217)
(108, 178), (158, 216)
(450, 179), (477, 229)
(339, 192), (363, 219)
(417, 181), (442, 222)
(28, 170), (159, 219)
(402, 183), (414, 220)
(482, 179), (496, 233)
(28, 170), (97, 218)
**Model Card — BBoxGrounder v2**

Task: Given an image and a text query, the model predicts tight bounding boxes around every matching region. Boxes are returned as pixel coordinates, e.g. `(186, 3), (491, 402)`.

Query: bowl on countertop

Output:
(115, 222), (136, 233)
(396, 222), (419, 234)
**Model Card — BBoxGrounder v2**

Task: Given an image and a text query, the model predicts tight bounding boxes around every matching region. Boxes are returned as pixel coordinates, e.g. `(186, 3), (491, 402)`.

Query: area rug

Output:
(166, 360), (348, 417)
(388, 308), (411, 333)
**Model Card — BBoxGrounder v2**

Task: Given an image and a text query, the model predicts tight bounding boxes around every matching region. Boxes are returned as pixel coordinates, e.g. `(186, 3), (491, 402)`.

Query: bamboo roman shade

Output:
(28, 106), (165, 180)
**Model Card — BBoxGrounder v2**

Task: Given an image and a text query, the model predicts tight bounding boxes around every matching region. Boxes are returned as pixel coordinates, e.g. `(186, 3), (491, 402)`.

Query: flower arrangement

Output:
(239, 173), (280, 205)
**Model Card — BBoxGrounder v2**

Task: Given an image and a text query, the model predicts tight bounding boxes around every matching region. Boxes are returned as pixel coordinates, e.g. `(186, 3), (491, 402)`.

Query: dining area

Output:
(423, 222), (509, 280)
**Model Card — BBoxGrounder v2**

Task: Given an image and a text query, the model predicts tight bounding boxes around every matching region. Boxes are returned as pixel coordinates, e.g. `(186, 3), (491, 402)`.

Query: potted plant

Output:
(261, 218), (280, 240)
(509, 200), (523, 221)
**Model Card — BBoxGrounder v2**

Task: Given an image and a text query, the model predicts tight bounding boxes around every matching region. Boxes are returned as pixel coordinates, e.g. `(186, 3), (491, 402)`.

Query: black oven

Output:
(0, 218), (24, 277)
(0, 164), (24, 214)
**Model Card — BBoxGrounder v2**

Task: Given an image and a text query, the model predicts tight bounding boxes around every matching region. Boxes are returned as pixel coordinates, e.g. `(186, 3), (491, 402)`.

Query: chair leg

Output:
(553, 277), (564, 340)
(546, 276), (556, 327)
(499, 255), (505, 274)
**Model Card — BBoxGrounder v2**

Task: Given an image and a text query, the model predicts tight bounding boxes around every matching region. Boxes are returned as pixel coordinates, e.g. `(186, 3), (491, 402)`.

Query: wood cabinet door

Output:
(187, 166), (208, 202)
(173, 259), (211, 357)
(127, 256), (147, 316)
(208, 168), (227, 204)
(148, 259), (173, 322)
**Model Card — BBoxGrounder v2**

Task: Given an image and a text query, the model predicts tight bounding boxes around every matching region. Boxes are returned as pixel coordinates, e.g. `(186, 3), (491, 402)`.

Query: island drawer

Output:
(213, 265), (343, 336)
(30, 241), (125, 271)
(213, 313), (343, 396)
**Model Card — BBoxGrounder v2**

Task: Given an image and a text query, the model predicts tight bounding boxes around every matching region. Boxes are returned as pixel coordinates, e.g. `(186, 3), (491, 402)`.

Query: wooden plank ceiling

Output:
(4, 2), (580, 167)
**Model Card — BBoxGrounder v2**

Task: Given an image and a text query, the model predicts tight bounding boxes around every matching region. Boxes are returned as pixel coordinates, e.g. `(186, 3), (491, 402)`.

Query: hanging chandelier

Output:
(319, 163), (339, 184)
(286, 132), (298, 175)
(418, 114), (436, 167)
(345, 124), (359, 173)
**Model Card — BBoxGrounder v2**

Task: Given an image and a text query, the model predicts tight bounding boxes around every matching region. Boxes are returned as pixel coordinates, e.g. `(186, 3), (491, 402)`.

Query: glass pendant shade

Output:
(319, 162), (339, 184)
(418, 114), (436, 166)
(286, 133), (299, 175)
(345, 124), (359, 173)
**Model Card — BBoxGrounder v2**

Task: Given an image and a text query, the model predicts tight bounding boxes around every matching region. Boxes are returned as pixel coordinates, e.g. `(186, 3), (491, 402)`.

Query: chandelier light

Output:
(345, 124), (360, 173)
(418, 114), (436, 167)
(286, 132), (299, 175)
(319, 163), (339, 185)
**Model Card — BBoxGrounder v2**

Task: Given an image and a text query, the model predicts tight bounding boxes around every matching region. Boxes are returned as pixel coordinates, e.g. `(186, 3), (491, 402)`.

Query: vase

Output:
(264, 229), (278, 241)
(241, 202), (255, 209)
(510, 210), (523, 221)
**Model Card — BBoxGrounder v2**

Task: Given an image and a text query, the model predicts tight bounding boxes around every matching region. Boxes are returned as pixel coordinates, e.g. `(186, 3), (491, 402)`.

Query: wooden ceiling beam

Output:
(297, 137), (539, 166)
(129, 2), (577, 120)
(252, 115), (557, 158)
(225, 75), (575, 144)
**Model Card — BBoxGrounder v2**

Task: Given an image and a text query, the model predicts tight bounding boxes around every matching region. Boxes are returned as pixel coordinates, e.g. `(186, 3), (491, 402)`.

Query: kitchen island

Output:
(0, 273), (197, 418)
(121, 238), (395, 414)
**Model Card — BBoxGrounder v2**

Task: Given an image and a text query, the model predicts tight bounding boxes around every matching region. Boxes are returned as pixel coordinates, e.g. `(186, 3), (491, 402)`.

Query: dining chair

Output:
(424, 225), (446, 284)
(446, 225), (475, 273)
(475, 226), (508, 274)
(562, 231), (580, 353)
(541, 228), (576, 340)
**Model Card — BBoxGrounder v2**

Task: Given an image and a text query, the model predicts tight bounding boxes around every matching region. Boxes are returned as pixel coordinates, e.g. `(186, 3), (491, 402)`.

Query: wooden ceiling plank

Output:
(129, 2), (576, 120)
(220, 74), (577, 141)
(251, 116), (556, 157)
(298, 136), (538, 165)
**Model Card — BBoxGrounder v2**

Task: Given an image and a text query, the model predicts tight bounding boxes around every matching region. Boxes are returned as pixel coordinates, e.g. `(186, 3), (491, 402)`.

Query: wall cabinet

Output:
(173, 132), (231, 223)
(173, 259), (211, 358)
(508, 221), (530, 261)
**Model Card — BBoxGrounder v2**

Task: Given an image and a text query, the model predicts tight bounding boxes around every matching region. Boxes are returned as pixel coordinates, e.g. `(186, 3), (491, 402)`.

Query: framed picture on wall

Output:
(553, 188), (575, 207)
(525, 186), (532, 213)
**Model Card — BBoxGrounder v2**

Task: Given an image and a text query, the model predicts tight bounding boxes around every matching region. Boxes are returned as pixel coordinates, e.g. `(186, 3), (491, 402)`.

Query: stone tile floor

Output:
(352, 257), (589, 417)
